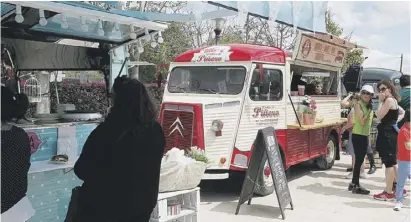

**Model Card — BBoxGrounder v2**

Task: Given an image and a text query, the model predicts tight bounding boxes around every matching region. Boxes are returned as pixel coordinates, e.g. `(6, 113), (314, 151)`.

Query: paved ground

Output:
(198, 155), (410, 222)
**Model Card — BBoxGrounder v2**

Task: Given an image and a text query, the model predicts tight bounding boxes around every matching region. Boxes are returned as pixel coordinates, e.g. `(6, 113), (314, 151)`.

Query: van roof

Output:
(361, 67), (403, 81)
(174, 44), (290, 64)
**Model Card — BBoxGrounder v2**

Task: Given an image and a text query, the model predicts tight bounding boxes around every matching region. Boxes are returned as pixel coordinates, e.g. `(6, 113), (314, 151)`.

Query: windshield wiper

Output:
(198, 88), (219, 94)
(169, 85), (187, 93)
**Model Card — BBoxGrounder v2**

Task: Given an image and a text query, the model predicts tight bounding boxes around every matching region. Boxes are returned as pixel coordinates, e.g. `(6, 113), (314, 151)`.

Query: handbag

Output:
(64, 129), (130, 222)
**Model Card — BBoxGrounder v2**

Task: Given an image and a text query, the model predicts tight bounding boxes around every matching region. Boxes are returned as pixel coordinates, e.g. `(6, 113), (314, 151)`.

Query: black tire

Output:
(316, 134), (337, 170)
(254, 153), (275, 196)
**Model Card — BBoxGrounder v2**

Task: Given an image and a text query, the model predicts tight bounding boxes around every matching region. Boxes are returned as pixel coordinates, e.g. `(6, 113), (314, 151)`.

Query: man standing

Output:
(398, 75), (410, 128)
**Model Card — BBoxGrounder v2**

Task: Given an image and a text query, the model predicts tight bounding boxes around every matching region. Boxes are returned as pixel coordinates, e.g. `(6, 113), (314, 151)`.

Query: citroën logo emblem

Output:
(169, 117), (184, 138)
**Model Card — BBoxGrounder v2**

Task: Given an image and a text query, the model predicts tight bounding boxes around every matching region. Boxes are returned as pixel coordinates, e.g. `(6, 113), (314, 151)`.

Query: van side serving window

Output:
(249, 68), (283, 101)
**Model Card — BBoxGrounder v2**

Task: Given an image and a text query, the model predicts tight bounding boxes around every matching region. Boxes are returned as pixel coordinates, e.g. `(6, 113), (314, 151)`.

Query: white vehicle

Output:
(159, 33), (347, 196)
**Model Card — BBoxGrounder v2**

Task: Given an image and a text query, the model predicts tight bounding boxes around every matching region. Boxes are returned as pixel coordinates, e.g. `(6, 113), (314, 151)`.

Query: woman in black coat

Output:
(73, 76), (165, 222)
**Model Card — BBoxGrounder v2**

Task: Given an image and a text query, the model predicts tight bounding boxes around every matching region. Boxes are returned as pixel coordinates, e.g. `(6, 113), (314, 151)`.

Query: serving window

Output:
(290, 64), (339, 96)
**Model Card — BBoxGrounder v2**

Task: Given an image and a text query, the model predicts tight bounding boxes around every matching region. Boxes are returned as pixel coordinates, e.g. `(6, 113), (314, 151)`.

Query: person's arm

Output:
(74, 125), (103, 181)
(354, 103), (370, 125)
(341, 93), (353, 108)
(376, 98), (394, 120)
(397, 105), (405, 123)
(135, 122), (166, 212)
(17, 128), (31, 194)
(342, 110), (354, 132)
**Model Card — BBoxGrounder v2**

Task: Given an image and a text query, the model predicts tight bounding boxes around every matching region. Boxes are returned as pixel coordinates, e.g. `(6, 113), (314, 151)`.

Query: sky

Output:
(328, 1), (411, 74)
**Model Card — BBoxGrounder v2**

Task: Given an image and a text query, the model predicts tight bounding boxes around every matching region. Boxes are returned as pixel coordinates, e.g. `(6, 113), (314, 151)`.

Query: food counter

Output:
(287, 118), (347, 131)
(23, 120), (99, 222)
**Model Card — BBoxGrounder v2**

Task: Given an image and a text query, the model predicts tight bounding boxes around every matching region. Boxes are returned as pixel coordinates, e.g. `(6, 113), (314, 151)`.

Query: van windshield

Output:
(167, 66), (246, 95)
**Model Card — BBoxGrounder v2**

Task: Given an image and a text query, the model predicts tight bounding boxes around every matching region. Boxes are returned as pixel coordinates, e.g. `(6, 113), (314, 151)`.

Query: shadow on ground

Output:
(200, 162), (314, 203)
(331, 180), (386, 191)
(209, 201), (286, 220)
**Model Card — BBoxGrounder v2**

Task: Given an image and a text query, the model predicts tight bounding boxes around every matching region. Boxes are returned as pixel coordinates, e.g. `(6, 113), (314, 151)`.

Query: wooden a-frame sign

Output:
(235, 127), (293, 220)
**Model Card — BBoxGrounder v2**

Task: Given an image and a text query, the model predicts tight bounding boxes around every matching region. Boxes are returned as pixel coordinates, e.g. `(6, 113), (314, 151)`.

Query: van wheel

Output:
(316, 135), (337, 170)
(254, 154), (275, 197)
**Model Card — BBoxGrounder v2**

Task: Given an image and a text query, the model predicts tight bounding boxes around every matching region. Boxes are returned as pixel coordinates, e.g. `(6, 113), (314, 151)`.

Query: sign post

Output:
(235, 127), (293, 220)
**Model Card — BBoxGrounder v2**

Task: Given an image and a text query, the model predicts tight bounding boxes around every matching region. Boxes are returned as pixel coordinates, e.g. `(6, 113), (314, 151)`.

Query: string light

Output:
(39, 9), (47, 26)
(157, 31), (164, 44)
(129, 25), (137, 39)
(137, 39), (144, 53)
(15, 5), (24, 23)
(143, 28), (151, 41)
(150, 33), (157, 48)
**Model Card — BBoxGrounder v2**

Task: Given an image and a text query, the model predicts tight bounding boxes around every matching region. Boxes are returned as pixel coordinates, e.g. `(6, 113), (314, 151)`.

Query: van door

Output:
(234, 64), (287, 155)
(343, 64), (362, 92)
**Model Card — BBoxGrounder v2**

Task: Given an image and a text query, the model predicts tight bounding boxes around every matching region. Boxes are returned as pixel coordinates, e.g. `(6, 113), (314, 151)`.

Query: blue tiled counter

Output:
(23, 123), (97, 222)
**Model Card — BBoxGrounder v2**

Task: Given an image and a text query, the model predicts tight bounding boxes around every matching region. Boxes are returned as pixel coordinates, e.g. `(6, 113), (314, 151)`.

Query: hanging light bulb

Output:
(61, 13), (68, 29)
(81, 16), (88, 32)
(39, 9), (47, 26)
(157, 31), (164, 44)
(15, 5), (24, 23)
(129, 25), (137, 39)
(150, 33), (157, 48)
(137, 39), (144, 53)
(98, 20), (104, 36)
(143, 28), (151, 41)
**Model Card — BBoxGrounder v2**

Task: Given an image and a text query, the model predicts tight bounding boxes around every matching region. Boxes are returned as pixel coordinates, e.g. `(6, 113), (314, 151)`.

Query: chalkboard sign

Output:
(235, 127), (293, 220)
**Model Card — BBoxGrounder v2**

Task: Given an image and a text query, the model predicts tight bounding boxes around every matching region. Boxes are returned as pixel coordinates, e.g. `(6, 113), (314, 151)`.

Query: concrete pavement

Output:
(198, 155), (410, 222)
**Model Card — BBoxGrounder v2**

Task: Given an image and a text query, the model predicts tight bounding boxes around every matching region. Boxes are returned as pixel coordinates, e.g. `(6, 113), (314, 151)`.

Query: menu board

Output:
(235, 127), (293, 220)
(293, 33), (348, 68)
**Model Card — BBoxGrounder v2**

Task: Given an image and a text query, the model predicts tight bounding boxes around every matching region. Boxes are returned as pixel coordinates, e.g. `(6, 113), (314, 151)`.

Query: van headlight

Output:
(211, 120), (224, 132)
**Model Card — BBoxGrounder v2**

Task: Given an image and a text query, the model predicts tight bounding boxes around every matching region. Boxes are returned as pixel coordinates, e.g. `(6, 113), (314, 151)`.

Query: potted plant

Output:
(302, 96), (317, 125)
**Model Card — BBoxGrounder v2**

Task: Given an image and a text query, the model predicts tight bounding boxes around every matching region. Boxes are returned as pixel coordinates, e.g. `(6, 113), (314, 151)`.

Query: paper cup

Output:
(298, 85), (305, 96)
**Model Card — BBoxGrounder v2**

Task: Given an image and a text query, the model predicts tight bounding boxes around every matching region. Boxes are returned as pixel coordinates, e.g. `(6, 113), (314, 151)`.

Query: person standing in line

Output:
(398, 75), (410, 128)
(393, 109), (410, 211)
(1, 86), (35, 221)
(348, 85), (375, 194)
(72, 76), (165, 222)
(373, 80), (405, 201)
(341, 93), (376, 177)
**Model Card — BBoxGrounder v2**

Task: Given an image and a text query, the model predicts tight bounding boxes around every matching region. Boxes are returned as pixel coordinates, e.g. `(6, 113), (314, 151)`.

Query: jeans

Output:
(351, 134), (368, 185)
(396, 160), (411, 202)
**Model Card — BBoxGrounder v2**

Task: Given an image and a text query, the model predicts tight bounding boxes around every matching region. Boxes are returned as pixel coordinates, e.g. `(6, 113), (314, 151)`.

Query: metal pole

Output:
(400, 54), (403, 72)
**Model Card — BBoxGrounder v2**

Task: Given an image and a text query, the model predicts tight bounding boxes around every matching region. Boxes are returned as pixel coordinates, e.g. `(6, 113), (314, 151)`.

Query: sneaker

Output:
(368, 165), (377, 174)
(394, 201), (403, 211)
(373, 191), (395, 201)
(352, 185), (370, 195)
(360, 171), (367, 179)
(345, 172), (353, 179)
(348, 183), (356, 191)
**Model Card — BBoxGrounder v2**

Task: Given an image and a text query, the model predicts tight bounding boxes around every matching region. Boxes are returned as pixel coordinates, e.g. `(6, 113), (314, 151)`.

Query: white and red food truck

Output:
(159, 33), (347, 195)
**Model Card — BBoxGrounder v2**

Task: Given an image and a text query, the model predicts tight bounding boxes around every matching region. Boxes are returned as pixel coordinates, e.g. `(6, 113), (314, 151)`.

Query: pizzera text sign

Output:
(235, 127), (293, 220)
(293, 33), (348, 68)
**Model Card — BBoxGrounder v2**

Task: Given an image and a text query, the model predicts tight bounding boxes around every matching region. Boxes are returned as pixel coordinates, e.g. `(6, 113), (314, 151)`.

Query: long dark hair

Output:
(377, 80), (401, 101)
(1, 86), (29, 122)
(107, 76), (157, 126)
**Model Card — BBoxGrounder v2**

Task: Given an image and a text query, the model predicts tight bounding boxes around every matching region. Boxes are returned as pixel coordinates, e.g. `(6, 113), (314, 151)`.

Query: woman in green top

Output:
(349, 85), (374, 195)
